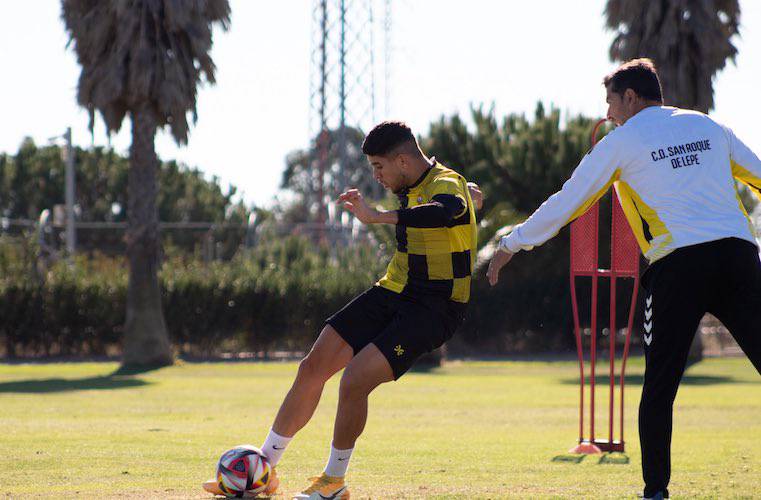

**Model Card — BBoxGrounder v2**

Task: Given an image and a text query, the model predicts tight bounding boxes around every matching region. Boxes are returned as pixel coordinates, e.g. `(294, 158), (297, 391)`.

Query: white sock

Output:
(323, 444), (353, 477)
(260, 428), (292, 467)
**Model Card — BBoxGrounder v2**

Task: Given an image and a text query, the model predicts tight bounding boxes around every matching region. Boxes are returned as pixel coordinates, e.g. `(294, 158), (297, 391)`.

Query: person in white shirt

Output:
(486, 58), (761, 500)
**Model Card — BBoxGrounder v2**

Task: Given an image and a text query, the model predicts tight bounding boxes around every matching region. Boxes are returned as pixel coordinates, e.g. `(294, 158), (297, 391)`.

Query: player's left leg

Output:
(638, 247), (708, 499)
(295, 296), (457, 499)
(708, 239), (761, 374)
(333, 343), (395, 449)
(293, 344), (393, 499)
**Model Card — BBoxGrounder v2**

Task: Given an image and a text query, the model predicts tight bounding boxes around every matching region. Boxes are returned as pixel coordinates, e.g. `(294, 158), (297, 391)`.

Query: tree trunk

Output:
(122, 104), (173, 367)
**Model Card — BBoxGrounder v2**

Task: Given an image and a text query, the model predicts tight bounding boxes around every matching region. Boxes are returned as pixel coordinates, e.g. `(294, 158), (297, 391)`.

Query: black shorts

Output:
(325, 286), (465, 380)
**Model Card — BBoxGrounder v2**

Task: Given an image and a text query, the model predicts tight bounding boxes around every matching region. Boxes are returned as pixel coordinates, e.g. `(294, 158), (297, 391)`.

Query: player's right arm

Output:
(487, 132), (623, 286)
(724, 126), (761, 201)
(338, 188), (462, 226)
(338, 177), (477, 228)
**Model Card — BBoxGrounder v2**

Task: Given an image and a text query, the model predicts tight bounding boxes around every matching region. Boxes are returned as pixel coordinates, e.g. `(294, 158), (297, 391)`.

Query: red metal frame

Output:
(569, 119), (640, 454)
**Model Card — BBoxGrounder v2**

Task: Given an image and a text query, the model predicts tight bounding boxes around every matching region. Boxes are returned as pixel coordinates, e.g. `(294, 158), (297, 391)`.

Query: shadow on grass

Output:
(551, 453), (630, 465)
(0, 365), (160, 394)
(599, 453), (630, 464)
(551, 454), (586, 464)
(559, 373), (755, 386)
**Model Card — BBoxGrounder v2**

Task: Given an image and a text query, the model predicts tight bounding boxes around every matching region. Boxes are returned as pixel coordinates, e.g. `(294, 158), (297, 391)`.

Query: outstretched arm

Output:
(487, 132), (623, 285)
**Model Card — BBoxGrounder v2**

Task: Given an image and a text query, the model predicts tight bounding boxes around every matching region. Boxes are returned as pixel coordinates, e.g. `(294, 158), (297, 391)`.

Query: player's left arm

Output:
(396, 194), (465, 227)
(724, 125), (761, 200)
(467, 182), (484, 210)
(396, 176), (470, 228)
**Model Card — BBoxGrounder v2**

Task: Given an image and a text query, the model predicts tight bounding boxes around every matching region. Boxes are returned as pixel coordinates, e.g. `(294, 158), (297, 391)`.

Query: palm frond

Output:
(604, 0), (739, 112)
(62, 0), (231, 144)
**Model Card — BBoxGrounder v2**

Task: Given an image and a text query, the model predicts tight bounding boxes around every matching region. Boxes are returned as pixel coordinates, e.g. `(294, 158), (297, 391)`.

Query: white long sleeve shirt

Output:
(499, 106), (761, 263)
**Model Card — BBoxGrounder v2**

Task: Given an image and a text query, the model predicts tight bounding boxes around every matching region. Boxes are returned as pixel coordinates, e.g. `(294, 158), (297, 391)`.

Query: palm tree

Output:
(605, 0), (740, 112)
(62, 0), (231, 366)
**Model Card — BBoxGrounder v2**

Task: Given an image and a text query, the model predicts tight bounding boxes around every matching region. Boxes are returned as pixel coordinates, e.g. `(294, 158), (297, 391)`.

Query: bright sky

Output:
(1, 0), (759, 208)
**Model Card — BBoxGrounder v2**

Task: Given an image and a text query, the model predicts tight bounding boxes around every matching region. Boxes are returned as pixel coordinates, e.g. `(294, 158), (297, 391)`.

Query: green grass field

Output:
(0, 357), (759, 498)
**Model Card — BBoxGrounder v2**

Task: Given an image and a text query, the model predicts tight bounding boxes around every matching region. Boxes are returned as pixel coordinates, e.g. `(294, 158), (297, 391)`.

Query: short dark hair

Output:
(361, 121), (416, 156)
(603, 58), (664, 103)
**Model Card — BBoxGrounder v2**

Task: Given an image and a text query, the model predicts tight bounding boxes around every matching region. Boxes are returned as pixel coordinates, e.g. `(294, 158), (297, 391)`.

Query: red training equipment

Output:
(569, 119), (640, 454)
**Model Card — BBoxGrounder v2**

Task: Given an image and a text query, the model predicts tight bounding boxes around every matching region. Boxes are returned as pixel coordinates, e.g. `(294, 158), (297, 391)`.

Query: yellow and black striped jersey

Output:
(499, 106), (761, 263)
(377, 162), (478, 303)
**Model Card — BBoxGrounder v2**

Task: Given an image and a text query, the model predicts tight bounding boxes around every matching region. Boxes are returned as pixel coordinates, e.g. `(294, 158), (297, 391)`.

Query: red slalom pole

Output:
(609, 273), (617, 447)
(588, 118), (606, 449)
(570, 273), (585, 445)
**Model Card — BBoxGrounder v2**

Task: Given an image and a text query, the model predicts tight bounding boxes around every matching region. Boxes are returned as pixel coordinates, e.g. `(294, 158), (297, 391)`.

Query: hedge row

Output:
(1, 232), (636, 358)
(0, 237), (386, 358)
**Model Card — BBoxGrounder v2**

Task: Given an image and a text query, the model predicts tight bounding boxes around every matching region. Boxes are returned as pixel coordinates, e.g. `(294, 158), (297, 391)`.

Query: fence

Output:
(1, 214), (373, 263)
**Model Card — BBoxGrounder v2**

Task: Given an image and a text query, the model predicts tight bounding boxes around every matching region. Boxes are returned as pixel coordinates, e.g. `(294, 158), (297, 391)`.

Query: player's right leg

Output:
(260, 325), (354, 468)
(638, 248), (707, 499)
(272, 325), (354, 437)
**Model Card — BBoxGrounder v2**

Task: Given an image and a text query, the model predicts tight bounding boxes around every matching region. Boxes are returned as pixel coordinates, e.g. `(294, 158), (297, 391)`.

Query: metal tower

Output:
(383, 0), (392, 118)
(309, 0), (385, 223)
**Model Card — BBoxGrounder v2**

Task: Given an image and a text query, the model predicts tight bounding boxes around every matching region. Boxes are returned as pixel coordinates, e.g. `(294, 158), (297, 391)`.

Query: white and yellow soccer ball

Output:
(215, 445), (272, 498)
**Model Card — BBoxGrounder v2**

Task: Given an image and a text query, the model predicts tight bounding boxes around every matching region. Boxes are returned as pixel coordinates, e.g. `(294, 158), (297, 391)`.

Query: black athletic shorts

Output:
(325, 286), (465, 380)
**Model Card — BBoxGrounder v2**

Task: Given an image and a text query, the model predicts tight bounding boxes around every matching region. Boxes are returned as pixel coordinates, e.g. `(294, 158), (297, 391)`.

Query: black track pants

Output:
(639, 238), (761, 498)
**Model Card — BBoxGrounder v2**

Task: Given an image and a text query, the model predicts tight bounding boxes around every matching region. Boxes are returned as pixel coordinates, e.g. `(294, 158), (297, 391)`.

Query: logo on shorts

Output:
(394, 344), (404, 356)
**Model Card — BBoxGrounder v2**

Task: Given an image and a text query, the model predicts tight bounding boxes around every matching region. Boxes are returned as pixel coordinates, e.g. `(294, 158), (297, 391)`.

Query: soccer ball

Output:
(215, 445), (272, 498)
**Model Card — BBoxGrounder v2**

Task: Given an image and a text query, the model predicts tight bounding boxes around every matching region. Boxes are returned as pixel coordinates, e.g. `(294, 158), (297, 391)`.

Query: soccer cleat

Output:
(263, 468), (280, 496)
(292, 473), (350, 499)
(202, 467), (280, 497)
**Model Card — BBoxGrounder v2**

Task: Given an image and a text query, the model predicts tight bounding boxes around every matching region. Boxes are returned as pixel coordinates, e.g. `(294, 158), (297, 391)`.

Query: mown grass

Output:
(0, 357), (758, 498)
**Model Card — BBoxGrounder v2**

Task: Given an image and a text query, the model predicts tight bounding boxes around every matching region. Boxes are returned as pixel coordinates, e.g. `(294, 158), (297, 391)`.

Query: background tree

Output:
(281, 126), (383, 223)
(62, 0), (231, 367)
(605, 0), (740, 113)
(0, 139), (247, 224)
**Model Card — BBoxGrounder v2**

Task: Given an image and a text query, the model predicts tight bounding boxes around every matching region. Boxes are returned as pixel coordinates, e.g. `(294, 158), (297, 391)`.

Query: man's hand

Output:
(338, 189), (376, 223)
(467, 182), (484, 210)
(486, 247), (515, 286)
(338, 189), (398, 224)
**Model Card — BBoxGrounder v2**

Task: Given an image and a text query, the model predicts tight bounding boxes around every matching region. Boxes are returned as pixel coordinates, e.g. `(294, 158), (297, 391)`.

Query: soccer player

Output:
(486, 58), (761, 499)
(206, 121), (480, 499)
